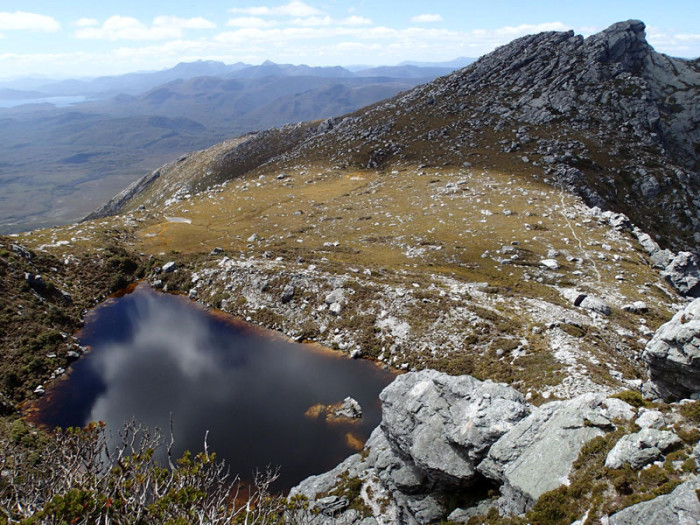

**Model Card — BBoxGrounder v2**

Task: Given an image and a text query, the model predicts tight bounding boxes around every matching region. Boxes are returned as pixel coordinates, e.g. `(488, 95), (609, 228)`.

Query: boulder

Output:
(643, 298), (700, 400)
(661, 252), (700, 297)
(478, 394), (634, 514)
(580, 296), (611, 316)
(560, 288), (587, 306)
(380, 370), (530, 487)
(280, 284), (295, 304)
(335, 397), (362, 419)
(634, 409), (666, 429)
(608, 476), (700, 525)
(325, 288), (346, 305)
(329, 302), (343, 316)
(162, 261), (177, 273)
(604, 428), (681, 469)
(540, 259), (560, 270)
(623, 301), (648, 313)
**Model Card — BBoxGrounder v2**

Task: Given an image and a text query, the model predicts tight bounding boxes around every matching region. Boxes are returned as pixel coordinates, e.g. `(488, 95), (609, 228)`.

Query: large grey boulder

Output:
(290, 428), (435, 525)
(478, 394), (634, 514)
(608, 476), (700, 525)
(643, 298), (700, 400)
(380, 370), (530, 486)
(605, 428), (681, 469)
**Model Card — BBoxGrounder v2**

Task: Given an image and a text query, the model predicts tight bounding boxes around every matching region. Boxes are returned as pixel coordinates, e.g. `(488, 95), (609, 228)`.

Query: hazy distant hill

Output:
(0, 60), (466, 233)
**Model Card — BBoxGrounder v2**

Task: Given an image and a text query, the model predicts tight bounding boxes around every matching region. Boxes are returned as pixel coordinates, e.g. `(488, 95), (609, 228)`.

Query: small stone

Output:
(162, 261), (177, 273)
(335, 397), (362, 419)
(325, 289), (345, 305)
(211, 247), (224, 255)
(540, 259), (560, 270)
(247, 233), (260, 242)
(623, 301), (648, 313)
(329, 302), (343, 316)
(281, 284), (295, 304)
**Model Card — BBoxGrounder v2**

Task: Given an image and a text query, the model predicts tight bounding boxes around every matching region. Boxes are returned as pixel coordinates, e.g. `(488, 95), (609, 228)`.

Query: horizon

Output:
(0, 56), (476, 83)
(1, 1), (699, 80)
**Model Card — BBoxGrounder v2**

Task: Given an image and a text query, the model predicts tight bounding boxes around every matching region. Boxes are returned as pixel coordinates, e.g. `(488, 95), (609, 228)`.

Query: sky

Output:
(1, 0), (699, 79)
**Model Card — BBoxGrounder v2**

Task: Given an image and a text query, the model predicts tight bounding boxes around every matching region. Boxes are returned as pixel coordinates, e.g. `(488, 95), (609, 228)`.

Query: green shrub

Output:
(611, 390), (650, 408)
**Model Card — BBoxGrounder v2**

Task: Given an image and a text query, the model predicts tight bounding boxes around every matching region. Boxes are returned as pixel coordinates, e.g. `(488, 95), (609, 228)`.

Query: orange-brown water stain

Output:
(344, 433), (365, 451)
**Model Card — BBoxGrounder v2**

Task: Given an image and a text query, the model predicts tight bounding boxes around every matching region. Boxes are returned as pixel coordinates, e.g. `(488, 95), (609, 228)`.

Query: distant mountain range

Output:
(0, 58), (474, 233)
(0, 58), (476, 99)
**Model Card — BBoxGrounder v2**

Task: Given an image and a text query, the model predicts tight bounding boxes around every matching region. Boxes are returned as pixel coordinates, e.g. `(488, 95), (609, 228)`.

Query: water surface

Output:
(32, 284), (395, 491)
(0, 96), (87, 108)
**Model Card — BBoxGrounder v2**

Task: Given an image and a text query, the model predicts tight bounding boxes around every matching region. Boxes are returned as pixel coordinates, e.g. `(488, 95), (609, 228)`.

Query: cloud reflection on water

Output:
(40, 284), (394, 490)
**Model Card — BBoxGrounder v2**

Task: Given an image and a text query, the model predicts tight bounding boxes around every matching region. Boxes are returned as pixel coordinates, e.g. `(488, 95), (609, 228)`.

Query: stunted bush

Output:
(0, 419), (310, 524)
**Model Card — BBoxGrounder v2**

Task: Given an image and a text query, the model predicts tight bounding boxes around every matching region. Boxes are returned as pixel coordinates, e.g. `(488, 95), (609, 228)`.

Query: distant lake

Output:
(0, 96), (87, 108)
(30, 283), (395, 491)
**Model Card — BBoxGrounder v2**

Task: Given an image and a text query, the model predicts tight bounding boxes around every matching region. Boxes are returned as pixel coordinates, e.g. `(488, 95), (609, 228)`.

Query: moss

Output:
(611, 390), (651, 408)
(680, 401), (700, 423)
(559, 323), (586, 338)
(528, 487), (577, 525)
(673, 423), (700, 445)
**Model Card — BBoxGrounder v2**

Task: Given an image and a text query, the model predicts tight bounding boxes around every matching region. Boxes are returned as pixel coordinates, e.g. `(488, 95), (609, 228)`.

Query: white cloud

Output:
(0, 11), (60, 32)
(229, 1), (323, 18)
(74, 15), (215, 41)
(489, 22), (570, 36)
(290, 15), (372, 27)
(411, 14), (443, 23)
(153, 16), (216, 30)
(5, 18), (699, 80)
(226, 17), (278, 28)
(646, 26), (700, 57)
(75, 18), (99, 28)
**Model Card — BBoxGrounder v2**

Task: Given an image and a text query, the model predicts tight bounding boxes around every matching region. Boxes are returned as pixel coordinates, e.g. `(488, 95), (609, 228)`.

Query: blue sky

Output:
(1, 0), (699, 79)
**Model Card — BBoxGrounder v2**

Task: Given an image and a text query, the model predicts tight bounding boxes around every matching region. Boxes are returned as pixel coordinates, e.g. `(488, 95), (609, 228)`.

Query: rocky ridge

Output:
(99, 20), (700, 259)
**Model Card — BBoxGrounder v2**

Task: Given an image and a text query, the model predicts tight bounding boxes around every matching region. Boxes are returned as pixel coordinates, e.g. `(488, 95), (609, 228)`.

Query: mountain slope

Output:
(5, 20), (700, 525)
(100, 21), (699, 256)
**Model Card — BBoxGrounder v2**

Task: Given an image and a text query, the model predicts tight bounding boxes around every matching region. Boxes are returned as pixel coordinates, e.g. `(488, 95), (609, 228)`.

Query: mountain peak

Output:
(585, 19), (649, 67)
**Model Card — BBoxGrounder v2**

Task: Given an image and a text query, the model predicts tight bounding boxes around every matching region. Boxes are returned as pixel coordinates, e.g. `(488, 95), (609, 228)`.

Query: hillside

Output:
(2, 20), (700, 524)
(0, 70), (435, 234)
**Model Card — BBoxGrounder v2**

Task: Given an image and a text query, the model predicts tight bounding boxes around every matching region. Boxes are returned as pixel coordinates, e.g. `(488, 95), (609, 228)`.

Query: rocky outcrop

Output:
(291, 371), (531, 524)
(662, 252), (700, 297)
(85, 166), (163, 221)
(604, 428), (681, 469)
(379, 369), (530, 486)
(608, 476), (700, 525)
(478, 393), (634, 514)
(643, 298), (700, 400)
(633, 227), (700, 297)
(291, 372), (640, 523)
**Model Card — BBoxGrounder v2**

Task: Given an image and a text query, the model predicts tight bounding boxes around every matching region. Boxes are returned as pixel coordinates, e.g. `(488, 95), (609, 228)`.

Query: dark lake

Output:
(30, 283), (395, 491)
